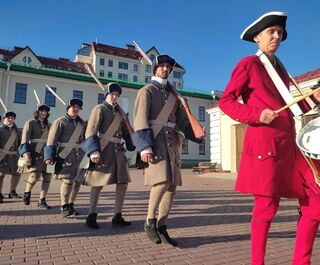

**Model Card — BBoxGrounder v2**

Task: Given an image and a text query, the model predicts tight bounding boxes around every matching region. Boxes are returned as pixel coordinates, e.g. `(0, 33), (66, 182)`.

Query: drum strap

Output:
(256, 49), (303, 117)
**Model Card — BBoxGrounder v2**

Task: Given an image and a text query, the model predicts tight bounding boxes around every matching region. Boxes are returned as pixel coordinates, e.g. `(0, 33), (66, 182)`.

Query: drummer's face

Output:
(254, 25), (283, 57)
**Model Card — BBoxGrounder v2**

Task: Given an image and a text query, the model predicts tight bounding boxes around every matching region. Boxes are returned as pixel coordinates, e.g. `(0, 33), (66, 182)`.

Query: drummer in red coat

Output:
(218, 11), (320, 265)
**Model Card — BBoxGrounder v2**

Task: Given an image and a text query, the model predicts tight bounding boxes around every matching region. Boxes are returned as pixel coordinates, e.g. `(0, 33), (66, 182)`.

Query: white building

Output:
(0, 44), (212, 165)
(207, 69), (320, 172)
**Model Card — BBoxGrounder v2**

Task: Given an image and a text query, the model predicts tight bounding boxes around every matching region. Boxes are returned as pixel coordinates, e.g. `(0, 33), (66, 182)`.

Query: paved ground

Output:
(0, 169), (319, 265)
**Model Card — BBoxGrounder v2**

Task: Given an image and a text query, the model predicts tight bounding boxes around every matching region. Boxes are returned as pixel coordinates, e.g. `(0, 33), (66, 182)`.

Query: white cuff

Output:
(141, 147), (153, 156)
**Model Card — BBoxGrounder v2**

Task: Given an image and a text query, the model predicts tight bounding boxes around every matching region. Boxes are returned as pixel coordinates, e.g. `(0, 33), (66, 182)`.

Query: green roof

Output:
(0, 61), (212, 100)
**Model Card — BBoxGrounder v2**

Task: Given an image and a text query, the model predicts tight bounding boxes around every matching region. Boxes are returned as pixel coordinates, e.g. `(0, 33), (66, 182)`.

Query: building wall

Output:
(2, 66), (211, 163)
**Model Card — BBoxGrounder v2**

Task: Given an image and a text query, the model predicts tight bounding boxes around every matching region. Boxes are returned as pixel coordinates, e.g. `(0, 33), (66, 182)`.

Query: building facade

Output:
(0, 44), (212, 165)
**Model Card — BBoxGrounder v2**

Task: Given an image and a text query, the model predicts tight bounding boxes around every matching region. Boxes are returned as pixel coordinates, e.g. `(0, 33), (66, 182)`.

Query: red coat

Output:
(219, 55), (312, 198)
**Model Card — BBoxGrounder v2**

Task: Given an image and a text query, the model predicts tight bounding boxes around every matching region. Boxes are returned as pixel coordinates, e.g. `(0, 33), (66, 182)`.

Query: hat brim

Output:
(240, 12), (287, 42)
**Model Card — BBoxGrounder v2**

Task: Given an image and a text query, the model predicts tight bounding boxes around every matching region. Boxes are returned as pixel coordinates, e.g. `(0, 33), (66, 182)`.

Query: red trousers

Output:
(251, 196), (280, 265)
(292, 166), (320, 265)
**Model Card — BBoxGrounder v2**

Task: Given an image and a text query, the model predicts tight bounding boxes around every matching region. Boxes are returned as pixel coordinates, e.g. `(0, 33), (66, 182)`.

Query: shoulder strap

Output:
(0, 129), (17, 161)
(99, 112), (122, 151)
(256, 50), (303, 117)
(34, 126), (49, 154)
(58, 122), (83, 159)
(151, 92), (177, 138)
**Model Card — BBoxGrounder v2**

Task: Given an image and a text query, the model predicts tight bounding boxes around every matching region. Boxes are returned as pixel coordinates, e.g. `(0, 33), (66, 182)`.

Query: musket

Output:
(133, 40), (205, 139)
(0, 98), (7, 112)
(33, 89), (41, 106)
(84, 64), (135, 135)
(45, 84), (66, 105)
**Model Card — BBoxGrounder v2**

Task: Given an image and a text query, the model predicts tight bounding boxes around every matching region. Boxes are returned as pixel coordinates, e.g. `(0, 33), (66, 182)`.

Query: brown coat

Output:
(133, 81), (198, 186)
(44, 115), (86, 180)
(19, 119), (50, 173)
(83, 102), (134, 187)
(0, 123), (20, 176)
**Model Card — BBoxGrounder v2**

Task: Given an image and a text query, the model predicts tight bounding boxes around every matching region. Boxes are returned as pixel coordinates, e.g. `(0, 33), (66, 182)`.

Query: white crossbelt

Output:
(30, 139), (46, 143)
(149, 120), (176, 128)
(256, 49), (303, 117)
(59, 142), (82, 149)
(0, 149), (18, 155)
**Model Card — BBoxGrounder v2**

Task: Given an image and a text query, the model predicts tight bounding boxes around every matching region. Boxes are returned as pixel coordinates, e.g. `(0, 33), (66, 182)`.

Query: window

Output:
(108, 71), (113, 78)
(99, 58), (105, 66)
(118, 61), (128, 70)
(173, 71), (182, 79)
(99, 70), (104, 77)
(178, 82), (182, 88)
(108, 59), (113, 67)
(133, 75), (138, 82)
(198, 106), (205, 122)
(199, 141), (205, 155)
(45, 87), (56, 107)
(149, 54), (156, 62)
(172, 81), (176, 88)
(182, 138), (188, 154)
(145, 76), (151, 83)
(98, 93), (104, 104)
(145, 65), (151, 73)
(14, 83), (27, 104)
(133, 64), (138, 72)
(73, 90), (83, 101)
(22, 56), (32, 64)
(118, 73), (128, 81)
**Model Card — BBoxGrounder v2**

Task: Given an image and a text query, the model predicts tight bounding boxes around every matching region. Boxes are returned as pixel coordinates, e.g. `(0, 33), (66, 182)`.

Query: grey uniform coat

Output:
(83, 102), (135, 187)
(0, 123), (20, 176)
(19, 119), (50, 173)
(44, 115), (86, 180)
(133, 80), (200, 186)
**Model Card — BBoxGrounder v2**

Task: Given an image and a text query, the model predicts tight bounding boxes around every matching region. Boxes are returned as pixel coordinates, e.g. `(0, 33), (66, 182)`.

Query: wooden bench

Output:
(192, 162), (217, 174)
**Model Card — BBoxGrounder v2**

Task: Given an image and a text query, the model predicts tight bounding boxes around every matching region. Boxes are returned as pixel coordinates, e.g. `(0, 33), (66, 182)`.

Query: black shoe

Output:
(68, 203), (79, 216)
(61, 204), (72, 217)
(112, 213), (131, 227)
(86, 213), (99, 229)
(157, 225), (178, 247)
(38, 198), (52, 209)
(144, 219), (161, 244)
(8, 190), (21, 199)
(0, 193), (3, 203)
(23, 192), (31, 205)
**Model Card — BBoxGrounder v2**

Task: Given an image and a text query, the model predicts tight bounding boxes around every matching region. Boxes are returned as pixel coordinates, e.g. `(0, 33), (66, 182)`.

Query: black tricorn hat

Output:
(153, 54), (176, 74)
(4, 110), (16, 118)
(104, 82), (122, 98)
(240, 11), (288, 43)
(67, 98), (83, 109)
(37, 104), (50, 112)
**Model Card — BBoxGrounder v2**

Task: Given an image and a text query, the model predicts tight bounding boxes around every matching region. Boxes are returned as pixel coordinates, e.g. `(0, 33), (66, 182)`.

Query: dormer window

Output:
(23, 56), (32, 64)
(149, 54), (156, 62)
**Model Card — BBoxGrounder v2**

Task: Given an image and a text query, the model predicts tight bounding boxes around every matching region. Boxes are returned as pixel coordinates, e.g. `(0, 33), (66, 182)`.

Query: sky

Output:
(0, 0), (319, 94)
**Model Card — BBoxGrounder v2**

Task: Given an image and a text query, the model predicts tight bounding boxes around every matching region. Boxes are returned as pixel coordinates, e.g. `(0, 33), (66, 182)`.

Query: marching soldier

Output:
(44, 98), (85, 217)
(82, 82), (135, 229)
(19, 104), (52, 209)
(133, 55), (205, 246)
(0, 111), (21, 203)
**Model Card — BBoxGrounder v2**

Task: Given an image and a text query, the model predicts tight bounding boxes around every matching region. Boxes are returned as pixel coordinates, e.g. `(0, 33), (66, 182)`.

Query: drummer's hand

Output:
(259, 109), (278, 124)
(313, 90), (320, 102)
(45, 160), (53, 165)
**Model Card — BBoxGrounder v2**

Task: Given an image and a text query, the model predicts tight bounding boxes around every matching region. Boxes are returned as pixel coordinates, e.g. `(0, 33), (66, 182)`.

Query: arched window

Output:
(149, 54), (156, 62)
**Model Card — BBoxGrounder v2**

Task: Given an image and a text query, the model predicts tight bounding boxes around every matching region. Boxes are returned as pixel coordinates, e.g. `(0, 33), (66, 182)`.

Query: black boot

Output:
(86, 213), (99, 229)
(144, 219), (161, 244)
(61, 204), (72, 217)
(68, 203), (79, 216)
(8, 190), (21, 199)
(112, 213), (131, 227)
(0, 193), (4, 203)
(157, 225), (178, 247)
(23, 192), (31, 205)
(38, 198), (52, 209)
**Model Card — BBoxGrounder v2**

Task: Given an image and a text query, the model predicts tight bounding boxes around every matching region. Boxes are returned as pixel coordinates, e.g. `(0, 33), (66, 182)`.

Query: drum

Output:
(296, 116), (320, 183)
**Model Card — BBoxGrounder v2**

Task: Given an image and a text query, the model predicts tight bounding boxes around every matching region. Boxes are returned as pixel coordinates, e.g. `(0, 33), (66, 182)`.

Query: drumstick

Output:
(45, 84), (66, 106)
(276, 86), (320, 113)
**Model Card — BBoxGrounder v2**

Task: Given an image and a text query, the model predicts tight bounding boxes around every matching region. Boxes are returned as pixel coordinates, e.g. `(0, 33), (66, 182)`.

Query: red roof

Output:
(92, 42), (142, 60)
(294, 68), (320, 83)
